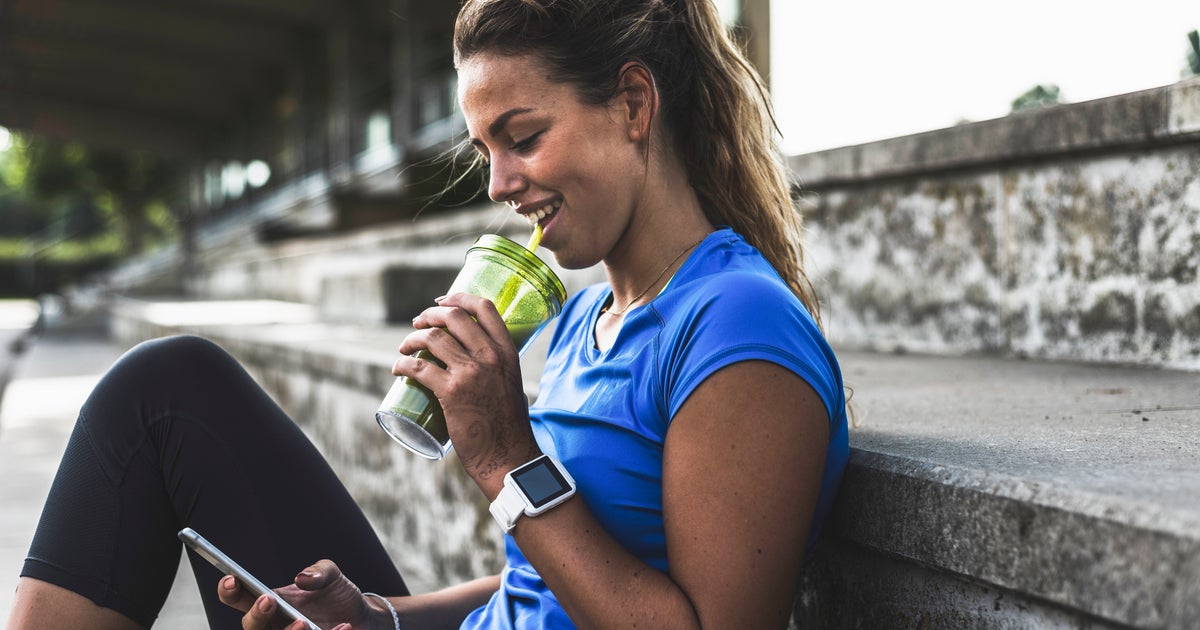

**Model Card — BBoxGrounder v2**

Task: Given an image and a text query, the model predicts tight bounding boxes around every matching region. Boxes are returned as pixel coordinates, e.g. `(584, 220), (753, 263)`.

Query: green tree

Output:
(7, 134), (181, 255)
(1011, 84), (1063, 113)
(84, 150), (180, 255)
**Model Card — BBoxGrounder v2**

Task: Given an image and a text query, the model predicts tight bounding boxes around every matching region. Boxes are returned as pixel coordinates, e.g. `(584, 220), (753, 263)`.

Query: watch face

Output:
(512, 458), (573, 509)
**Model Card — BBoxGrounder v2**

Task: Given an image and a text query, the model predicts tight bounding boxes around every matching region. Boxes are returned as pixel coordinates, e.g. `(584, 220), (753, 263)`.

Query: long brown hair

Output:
(454, 0), (821, 325)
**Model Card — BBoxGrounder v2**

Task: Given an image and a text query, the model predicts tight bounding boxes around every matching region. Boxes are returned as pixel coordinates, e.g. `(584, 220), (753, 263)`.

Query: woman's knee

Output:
(124, 334), (232, 369)
(81, 335), (241, 418)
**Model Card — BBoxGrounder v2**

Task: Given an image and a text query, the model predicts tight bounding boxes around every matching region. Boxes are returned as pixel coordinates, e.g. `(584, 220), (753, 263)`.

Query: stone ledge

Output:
(790, 76), (1200, 187)
(813, 451), (1200, 628)
(108, 299), (1200, 627)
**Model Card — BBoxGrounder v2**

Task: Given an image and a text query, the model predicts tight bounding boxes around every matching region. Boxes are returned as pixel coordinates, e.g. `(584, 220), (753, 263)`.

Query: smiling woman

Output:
(6, 2), (849, 629)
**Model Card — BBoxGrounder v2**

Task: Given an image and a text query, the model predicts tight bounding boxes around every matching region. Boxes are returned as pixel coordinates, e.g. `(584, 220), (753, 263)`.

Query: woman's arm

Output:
(218, 562), (499, 630)
(509, 360), (830, 628)
(398, 294), (830, 627)
(390, 575), (501, 629)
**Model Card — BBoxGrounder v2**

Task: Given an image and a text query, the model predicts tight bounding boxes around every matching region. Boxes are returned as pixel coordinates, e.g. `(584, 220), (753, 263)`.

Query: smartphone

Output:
(177, 527), (320, 630)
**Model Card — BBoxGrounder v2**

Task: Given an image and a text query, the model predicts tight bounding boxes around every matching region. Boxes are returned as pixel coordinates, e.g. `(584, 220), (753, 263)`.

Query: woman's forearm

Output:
(512, 500), (702, 629)
(390, 574), (501, 630)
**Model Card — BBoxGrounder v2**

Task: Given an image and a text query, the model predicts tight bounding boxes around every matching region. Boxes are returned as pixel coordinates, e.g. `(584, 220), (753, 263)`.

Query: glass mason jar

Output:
(376, 234), (567, 459)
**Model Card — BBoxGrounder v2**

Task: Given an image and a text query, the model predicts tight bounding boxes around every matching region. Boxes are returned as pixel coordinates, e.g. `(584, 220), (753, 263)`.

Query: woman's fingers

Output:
(219, 575), (311, 630)
(243, 593), (278, 629)
(392, 292), (535, 475)
(217, 560), (364, 630)
(292, 558), (339, 591)
(217, 576), (280, 629)
(407, 294), (511, 351)
(395, 295), (517, 380)
(217, 575), (257, 612)
(437, 292), (512, 342)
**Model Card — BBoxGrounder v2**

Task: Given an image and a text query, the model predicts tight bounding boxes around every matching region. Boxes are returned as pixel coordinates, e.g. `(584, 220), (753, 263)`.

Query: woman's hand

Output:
(216, 559), (390, 630)
(394, 292), (540, 494)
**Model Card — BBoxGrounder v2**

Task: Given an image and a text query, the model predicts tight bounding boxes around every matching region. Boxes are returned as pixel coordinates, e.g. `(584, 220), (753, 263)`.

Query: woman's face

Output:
(457, 53), (648, 269)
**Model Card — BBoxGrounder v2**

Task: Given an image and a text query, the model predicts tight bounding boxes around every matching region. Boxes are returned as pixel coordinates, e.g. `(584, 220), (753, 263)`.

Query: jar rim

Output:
(470, 234), (567, 305)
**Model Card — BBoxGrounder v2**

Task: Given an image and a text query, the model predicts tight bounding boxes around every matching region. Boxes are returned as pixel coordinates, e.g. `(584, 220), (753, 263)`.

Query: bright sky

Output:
(770, 1), (1200, 155)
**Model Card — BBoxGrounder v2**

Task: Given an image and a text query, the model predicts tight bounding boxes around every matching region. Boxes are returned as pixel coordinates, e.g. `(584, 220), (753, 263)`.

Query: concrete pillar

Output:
(739, 0), (771, 84)
(390, 0), (414, 154)
(328, 12), (354, 183)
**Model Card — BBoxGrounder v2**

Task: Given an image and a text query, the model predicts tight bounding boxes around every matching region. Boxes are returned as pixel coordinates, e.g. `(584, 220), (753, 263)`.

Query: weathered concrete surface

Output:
(790, 77), (1200, 185)
(799, 352), (1200, 628)
(794, 77), (1200, 369)
(109, 202), (604, 326)
(795, 539), (1127, 629)
(111, 299), (1200, 627)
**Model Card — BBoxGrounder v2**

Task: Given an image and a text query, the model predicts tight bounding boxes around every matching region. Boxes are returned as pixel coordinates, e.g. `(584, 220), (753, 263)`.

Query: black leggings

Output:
(20, 335), (408, 628)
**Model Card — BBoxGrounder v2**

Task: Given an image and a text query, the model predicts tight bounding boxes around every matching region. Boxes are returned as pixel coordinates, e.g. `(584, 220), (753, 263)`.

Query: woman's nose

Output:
(487, 155), (526, 203)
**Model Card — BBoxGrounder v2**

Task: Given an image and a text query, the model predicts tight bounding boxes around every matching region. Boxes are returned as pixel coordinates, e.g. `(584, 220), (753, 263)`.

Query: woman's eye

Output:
(510, 131), (543, 153)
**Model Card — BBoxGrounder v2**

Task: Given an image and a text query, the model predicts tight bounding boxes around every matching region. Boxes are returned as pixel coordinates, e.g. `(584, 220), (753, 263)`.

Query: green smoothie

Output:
(376, 234), (566, 459)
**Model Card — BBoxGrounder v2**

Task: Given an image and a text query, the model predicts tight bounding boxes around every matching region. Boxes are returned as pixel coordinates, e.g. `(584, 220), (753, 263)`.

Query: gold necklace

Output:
(600, 235), (707, 317)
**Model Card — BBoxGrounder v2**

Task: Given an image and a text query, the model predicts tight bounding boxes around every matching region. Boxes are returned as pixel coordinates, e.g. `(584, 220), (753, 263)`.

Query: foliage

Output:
(0, 232), (123, 297)
(0, 131), (182, 255)
(1011, 84), (1063, 113)
(0, 233), (122, 262)
(0, 130), (184, 295)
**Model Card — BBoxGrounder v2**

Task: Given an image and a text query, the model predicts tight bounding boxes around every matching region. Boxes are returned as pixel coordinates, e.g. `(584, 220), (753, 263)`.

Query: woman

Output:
(7, 0), (848, 628)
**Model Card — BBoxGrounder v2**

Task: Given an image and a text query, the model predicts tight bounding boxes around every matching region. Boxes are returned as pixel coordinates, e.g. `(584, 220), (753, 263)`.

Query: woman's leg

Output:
(11, 335), (407, 629)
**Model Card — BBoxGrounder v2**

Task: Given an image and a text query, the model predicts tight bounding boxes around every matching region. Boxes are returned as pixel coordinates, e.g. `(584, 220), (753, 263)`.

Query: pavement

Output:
(0, 300), (206, 628)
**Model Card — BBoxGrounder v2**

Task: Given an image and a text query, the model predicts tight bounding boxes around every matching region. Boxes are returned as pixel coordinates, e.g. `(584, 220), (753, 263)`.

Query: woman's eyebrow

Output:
(469, 107), (536, 150)
(487, 107), (534, 137)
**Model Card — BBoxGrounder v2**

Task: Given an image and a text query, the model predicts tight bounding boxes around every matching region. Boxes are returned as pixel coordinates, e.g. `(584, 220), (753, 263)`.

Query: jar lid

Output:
(470, 234), (567, 305)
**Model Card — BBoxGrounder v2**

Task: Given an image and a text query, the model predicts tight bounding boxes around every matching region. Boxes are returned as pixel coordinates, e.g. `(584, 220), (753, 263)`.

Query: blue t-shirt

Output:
(463, 228), (849, 629)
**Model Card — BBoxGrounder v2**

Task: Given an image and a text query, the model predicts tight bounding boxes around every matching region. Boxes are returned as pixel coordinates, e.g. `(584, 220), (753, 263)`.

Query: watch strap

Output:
(489, 483), (527, 533)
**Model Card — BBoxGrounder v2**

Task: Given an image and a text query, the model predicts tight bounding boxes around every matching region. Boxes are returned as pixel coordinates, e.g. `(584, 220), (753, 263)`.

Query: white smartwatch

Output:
(489, 454), (577, 533)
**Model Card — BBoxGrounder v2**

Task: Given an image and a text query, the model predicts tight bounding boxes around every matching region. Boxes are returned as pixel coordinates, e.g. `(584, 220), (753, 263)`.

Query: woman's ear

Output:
(614, 62), (657, 143)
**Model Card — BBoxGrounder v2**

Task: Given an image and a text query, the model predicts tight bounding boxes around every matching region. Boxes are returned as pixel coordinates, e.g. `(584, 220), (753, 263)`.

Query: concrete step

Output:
(797, 351), (1200, 628)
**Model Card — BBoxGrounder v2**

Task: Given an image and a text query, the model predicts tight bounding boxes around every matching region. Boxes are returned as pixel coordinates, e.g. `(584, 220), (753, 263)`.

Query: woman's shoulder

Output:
(663, 270), (820, 345)
(668, 246), (814, 328)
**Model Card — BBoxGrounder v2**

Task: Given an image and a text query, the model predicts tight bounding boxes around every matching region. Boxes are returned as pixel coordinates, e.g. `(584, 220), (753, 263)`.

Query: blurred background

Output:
(1, 0), (1196, 302)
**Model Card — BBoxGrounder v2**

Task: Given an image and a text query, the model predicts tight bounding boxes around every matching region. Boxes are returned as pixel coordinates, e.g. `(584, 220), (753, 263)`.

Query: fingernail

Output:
(222, 575), (236, 590)
(257, 595), (274, 612)
(296, 569), (319, 580)
(433, 295), (447, 303)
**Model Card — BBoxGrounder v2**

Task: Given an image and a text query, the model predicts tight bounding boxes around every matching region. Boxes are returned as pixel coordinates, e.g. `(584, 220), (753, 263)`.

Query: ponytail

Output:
(455, 0), (822, 326)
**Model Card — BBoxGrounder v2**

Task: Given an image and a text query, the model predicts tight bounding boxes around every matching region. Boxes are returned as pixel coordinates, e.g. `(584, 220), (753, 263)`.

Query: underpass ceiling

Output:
(0, 0), (336, 158)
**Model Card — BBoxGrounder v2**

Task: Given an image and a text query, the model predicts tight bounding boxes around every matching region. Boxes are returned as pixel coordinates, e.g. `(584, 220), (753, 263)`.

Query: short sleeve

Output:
(656, 271), (844, 428)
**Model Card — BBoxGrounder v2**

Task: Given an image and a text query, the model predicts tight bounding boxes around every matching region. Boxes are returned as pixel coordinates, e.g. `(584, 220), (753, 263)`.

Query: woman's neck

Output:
(602, 182), (712, 316)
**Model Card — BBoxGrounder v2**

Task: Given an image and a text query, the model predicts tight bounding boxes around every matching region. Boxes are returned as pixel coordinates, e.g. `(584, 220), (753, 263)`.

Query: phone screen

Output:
(177, 527), (319, 630)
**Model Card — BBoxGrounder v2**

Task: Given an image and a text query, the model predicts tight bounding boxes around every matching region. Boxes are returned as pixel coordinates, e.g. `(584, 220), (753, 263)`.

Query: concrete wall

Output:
(796, 77), (1200, 370)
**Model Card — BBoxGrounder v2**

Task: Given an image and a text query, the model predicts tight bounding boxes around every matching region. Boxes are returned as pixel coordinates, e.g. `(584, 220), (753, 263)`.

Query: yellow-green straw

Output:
(496, 224), (544, 315)
(526, 222), (543, 253)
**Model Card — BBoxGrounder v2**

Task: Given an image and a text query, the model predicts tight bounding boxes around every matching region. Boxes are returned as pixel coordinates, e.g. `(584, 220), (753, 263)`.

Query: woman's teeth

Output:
(525, 203), (559, 226)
